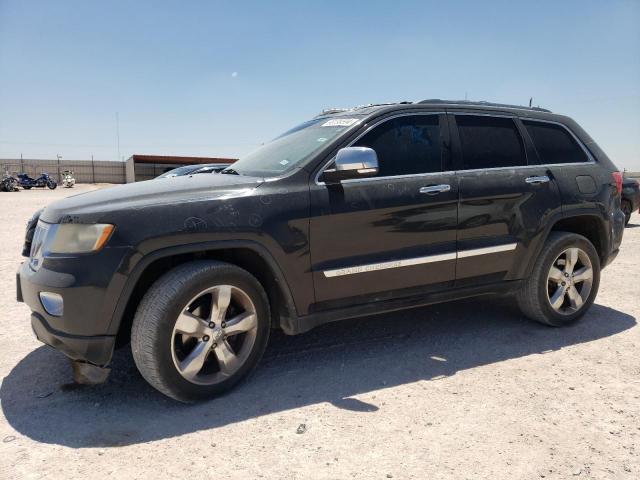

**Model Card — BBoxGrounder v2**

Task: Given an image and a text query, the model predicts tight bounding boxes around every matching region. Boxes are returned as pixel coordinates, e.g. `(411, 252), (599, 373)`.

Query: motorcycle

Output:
(0, 174), (19, 192)
(62, 170), (76, 188)
(17, 172), (57, 190)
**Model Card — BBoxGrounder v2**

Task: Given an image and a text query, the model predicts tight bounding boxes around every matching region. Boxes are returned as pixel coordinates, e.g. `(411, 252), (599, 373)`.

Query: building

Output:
(125, 154), (237, 183)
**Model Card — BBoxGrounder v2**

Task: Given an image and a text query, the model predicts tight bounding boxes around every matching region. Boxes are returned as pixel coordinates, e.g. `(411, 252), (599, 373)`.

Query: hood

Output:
(40, 173), (265, 223)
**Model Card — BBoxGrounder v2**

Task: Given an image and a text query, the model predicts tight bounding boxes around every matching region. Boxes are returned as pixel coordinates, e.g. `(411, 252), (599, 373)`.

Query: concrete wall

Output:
(1, 159), (126, 184)
(1, 158), (215, 184)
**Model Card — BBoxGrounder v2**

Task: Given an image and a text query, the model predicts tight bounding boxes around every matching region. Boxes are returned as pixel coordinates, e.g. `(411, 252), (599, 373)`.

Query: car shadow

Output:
(0, 298), (635, 448)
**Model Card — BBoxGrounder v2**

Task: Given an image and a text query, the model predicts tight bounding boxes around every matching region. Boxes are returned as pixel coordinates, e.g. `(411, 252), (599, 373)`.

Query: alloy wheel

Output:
(170, 285), (258, 385)
(546, 247), (593, 315)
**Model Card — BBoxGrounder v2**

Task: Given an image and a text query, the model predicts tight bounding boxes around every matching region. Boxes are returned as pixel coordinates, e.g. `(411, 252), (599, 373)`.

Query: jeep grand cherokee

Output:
(17, 100), (625, 401)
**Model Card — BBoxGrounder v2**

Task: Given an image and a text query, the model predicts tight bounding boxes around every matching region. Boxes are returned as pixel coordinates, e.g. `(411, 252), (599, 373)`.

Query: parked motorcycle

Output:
(17, 172), (57, 190)
(0, 174), (19, 192)
(62, 170), (76, 188)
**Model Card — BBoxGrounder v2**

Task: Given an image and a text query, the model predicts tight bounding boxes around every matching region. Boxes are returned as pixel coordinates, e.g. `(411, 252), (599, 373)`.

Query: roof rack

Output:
(316, 108), (351, 116)
(417, 99), (551, 113)
(316, 101), (414, 117)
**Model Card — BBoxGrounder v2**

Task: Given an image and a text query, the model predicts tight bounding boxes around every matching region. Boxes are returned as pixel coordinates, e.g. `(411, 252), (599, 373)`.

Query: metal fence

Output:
(1, 159), (126, 184)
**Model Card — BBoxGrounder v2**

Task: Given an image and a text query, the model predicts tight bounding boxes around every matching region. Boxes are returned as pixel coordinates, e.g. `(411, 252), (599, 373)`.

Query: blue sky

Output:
(1, 0), (639, 169)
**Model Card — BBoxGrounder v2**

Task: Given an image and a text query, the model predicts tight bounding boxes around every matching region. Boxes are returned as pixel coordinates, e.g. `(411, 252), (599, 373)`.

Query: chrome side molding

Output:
(323, 252), (457, 278)
(457, 243), (518, 258)
(323, 242), (518, 277)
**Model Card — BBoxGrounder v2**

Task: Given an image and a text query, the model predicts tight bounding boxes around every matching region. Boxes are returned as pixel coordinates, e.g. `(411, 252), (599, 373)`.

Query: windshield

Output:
(225, 116), (364, 177)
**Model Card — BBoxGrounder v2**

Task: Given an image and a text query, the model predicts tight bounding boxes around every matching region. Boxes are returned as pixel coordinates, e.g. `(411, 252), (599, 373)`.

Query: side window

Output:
(523, 120), (588, 164)
(353, 115), (442, 177)
(455, 115), (526, 170)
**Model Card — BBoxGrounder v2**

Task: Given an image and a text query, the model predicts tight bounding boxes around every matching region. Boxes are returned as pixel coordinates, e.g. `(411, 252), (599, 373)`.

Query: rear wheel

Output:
(517, 232), (600, 326)
(131, 260), (270, 402)
(621, 200), (632, 225)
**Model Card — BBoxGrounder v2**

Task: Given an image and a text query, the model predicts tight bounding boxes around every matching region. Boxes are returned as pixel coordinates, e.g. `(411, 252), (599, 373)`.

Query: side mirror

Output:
(322, 147), (379, 184)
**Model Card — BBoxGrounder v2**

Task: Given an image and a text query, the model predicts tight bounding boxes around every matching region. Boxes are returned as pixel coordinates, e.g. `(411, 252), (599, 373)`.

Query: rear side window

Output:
(523, 120), (588, 164)
(455, 115), (526, 170)
(353, 115), (442, 177)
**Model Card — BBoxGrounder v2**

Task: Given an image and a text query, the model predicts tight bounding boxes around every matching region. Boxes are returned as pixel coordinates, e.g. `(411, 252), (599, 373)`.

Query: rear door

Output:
(309, 113), (458, 307)
(450, 112), (562, 285)
(520, 118), (601, 209)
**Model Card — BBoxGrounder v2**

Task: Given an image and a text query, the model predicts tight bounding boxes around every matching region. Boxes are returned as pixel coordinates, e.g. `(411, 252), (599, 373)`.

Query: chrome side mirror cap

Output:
(322, 147), (379, 184)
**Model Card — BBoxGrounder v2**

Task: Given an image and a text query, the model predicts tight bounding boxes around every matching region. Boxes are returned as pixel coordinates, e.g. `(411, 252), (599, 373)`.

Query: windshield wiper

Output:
(220, 168), (240, 175)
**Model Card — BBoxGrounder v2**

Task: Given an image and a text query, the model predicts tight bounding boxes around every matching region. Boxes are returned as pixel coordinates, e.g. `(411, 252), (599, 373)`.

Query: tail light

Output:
(611, 172), (622, 196)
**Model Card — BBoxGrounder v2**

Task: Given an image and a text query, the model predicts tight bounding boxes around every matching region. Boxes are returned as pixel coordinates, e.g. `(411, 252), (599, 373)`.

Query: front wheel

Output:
(47, 180), (57, 189)
(517, 232), (600, 326)
(131, 261), (271, 402)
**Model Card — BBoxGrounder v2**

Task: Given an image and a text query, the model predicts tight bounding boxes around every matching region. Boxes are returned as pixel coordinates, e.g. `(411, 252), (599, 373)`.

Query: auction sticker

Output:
(321, 118), (360, 127)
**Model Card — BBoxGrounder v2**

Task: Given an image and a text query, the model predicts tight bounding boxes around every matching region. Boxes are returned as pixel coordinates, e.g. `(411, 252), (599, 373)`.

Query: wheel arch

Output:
(549, 214), (608, 262)
(109, 241), (299, 347)
(524, 212), (608, 279)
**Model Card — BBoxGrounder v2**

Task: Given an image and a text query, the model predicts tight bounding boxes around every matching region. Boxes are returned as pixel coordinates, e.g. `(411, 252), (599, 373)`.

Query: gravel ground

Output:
(1, 184), (638, 479)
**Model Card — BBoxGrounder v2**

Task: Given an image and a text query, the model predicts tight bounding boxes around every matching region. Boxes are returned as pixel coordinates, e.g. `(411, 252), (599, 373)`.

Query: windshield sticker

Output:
(279, 159), (289, 166)
(321, 118), (360, 127)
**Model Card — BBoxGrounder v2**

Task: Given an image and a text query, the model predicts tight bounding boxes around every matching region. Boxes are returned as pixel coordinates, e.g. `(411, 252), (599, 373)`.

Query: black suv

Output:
(621, 176), (640, 225)
(17, 100), (625, 401)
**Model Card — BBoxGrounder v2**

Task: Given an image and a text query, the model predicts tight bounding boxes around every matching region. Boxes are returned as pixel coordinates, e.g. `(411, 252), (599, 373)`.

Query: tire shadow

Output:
(0, 297), (635, 448)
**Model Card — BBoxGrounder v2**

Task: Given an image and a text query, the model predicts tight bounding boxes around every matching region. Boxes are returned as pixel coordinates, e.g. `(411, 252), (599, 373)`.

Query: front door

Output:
(309, 113), (458, 308)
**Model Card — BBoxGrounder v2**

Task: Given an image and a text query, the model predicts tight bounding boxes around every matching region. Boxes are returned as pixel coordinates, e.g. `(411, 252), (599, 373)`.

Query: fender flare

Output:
(523, 209), (609, 278)
(106, 240), (299, 335)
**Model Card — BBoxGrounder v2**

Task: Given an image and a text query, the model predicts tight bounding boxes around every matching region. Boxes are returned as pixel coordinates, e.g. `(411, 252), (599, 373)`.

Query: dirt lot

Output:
(0, 184), (638, 479)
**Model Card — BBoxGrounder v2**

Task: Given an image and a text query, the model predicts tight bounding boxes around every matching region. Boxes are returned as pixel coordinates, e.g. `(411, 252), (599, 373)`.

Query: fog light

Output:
(39, 292), (63, 317)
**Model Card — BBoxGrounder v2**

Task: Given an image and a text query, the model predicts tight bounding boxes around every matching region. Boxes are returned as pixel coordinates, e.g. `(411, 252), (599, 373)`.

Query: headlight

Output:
(48, 224), (114, 253)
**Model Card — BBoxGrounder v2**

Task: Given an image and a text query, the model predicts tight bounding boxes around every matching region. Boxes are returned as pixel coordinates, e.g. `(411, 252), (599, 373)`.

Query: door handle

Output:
(525, 175), (550, 185)
(419, 184), (451, 194)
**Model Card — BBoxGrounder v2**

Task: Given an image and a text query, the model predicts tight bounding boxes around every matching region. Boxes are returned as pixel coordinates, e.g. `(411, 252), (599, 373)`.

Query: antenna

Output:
(529, 97), (533, 108)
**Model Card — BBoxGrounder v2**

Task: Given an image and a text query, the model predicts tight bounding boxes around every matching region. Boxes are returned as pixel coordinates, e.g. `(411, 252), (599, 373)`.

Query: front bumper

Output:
(30, 312), (115, 365)
(17, 247), (130, 366)
(622, 187), (640, 212)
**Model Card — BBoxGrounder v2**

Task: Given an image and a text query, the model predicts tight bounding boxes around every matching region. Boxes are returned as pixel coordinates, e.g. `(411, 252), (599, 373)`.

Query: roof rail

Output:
(316, 101), (415, 117)
(316, 108), (351, 116)
(417, 99), (551, 113)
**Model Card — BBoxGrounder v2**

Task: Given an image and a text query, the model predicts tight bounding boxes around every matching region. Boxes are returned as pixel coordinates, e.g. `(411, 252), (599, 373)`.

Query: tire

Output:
(517, 232), (600, 326)
(22, 186), (31, 190)
(131, 260), (270, 402)
(621, 200), (632, 226)
(47, 180), (57, 190)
